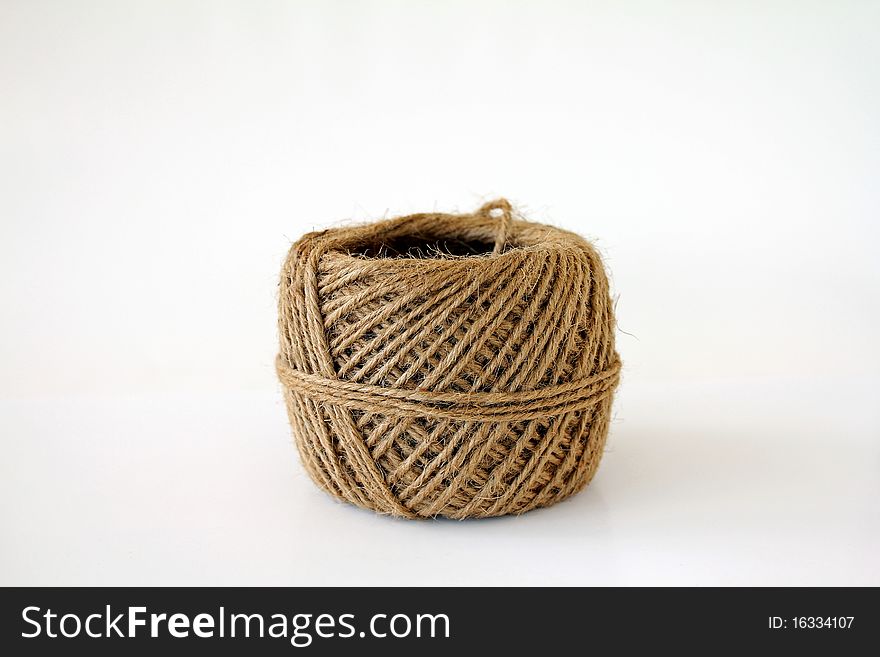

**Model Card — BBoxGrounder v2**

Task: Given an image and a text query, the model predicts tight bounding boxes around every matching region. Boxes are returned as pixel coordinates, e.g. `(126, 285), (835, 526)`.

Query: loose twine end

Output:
(478, 198), (514, 254)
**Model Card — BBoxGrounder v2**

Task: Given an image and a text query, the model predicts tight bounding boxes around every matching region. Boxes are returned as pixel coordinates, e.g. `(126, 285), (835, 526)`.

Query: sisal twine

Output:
(277, 199), (620, 519)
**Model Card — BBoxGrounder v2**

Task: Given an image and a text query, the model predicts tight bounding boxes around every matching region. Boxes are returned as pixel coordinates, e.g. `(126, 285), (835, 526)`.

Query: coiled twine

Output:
(277, 199), (620, 519)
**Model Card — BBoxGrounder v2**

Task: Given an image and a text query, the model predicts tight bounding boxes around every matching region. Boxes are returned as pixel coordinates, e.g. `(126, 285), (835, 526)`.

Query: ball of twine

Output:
(277, 199), (620, 519)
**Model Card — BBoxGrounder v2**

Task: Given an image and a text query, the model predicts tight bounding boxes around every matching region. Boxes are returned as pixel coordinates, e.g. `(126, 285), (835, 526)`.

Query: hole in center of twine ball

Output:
(349, 234), (497, 260)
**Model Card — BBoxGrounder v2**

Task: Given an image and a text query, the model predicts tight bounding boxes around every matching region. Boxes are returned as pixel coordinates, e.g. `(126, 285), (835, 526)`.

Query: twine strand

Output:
(276, 355), (620, 421)
(478, 198), (514, 254)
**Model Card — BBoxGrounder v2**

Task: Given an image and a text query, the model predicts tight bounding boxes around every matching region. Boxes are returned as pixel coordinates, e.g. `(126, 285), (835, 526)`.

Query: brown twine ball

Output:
(277, 199), (620, 519)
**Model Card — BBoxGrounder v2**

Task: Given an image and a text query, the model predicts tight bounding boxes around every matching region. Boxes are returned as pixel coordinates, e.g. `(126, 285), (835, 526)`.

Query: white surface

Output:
(1, 1), (878, 585)
(2, 379), (878, 586)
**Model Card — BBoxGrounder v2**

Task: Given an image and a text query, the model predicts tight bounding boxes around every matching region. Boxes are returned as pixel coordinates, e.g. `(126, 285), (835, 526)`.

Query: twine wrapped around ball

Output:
(277, 199), (620, 519)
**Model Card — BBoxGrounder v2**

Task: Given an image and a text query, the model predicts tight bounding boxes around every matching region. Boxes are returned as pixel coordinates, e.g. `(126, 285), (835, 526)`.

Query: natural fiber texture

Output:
(277, 199), (620, 519)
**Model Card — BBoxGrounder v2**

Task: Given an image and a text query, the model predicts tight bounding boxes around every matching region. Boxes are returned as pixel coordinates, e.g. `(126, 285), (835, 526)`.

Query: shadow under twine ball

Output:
(276, 199), (621, 519)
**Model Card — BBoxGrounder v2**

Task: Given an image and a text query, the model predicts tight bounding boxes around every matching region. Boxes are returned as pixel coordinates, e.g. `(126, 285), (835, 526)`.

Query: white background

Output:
(1, 0), (878, 585)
